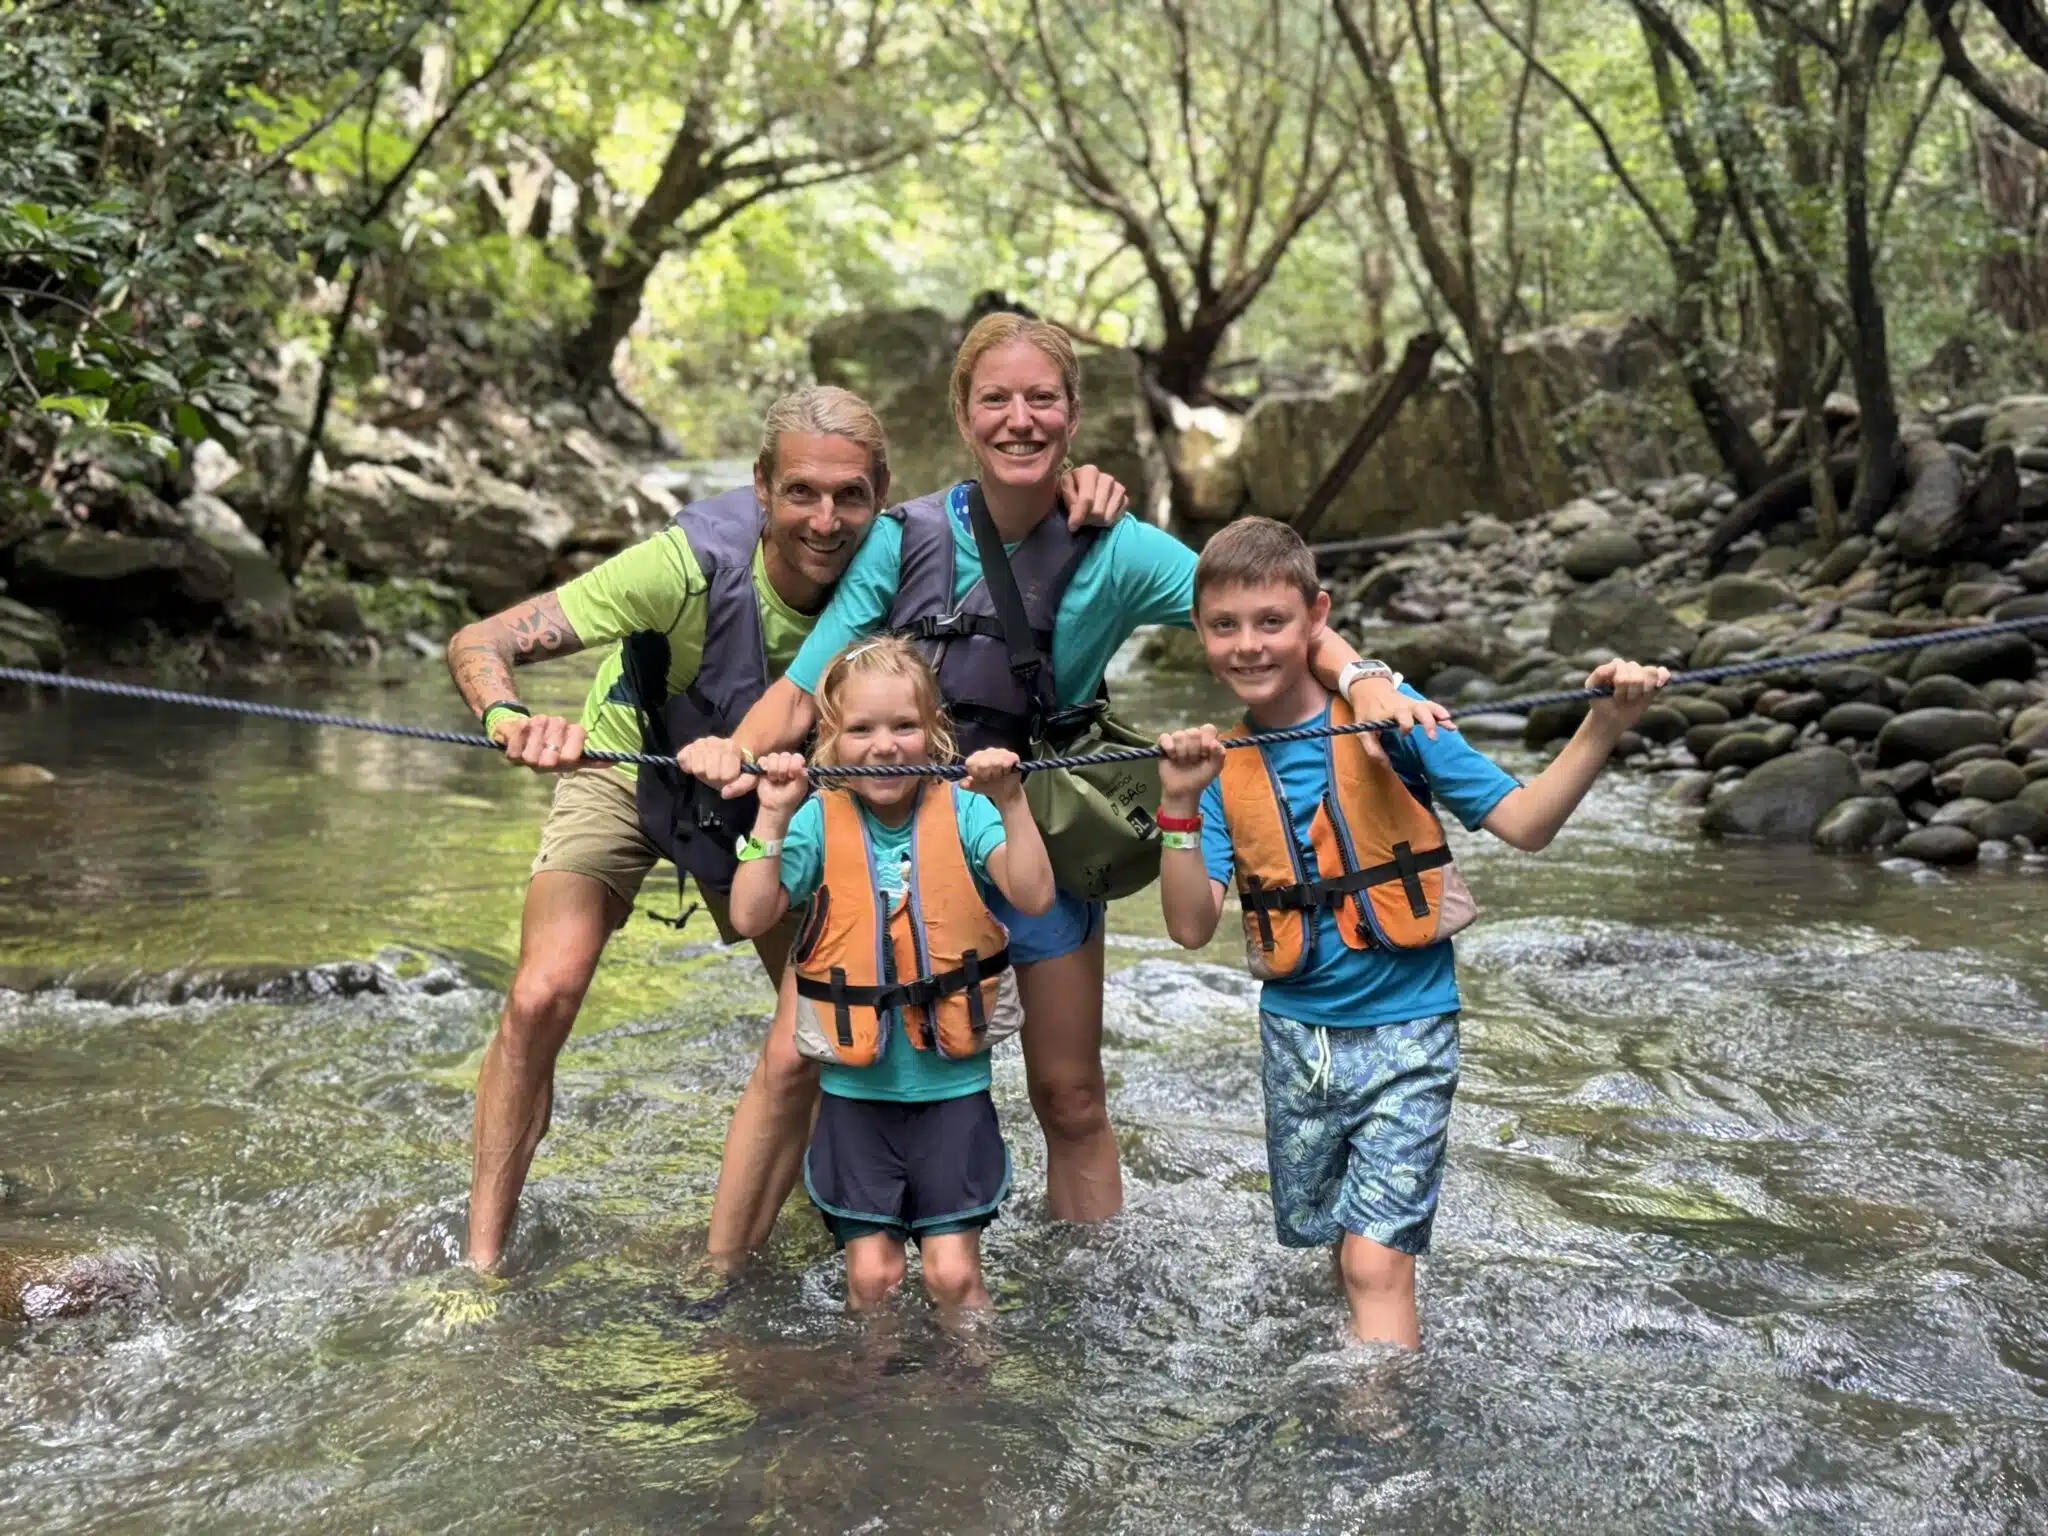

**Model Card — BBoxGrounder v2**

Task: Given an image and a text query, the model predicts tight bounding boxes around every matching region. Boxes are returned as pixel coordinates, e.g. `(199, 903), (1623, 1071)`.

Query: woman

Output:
(685, 314), (1446, 1240)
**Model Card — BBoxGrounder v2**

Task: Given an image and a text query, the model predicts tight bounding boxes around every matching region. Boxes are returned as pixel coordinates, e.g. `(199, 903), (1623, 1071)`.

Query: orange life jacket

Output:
(790, 783), (1019, 1067)
(1217, 696), (1478, 980)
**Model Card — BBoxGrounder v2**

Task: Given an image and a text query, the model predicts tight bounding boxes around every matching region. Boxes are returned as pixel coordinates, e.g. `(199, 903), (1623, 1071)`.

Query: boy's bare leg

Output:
(843, 1232), (908, 1310)
(1337, 1232), (1419, 1349)
(916, 1231), (991, 1313)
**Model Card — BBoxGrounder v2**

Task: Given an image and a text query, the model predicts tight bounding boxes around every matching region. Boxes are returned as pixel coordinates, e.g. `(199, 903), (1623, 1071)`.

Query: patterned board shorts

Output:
(1258, 1009), (1460, 1255)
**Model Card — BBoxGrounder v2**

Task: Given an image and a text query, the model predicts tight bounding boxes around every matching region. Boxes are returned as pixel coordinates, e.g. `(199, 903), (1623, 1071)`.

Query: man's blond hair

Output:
(756, 385), (889, 488)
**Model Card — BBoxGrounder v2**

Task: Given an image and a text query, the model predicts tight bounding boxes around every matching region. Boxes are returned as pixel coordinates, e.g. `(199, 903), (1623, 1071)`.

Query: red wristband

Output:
(1154, 809), (1202, 833)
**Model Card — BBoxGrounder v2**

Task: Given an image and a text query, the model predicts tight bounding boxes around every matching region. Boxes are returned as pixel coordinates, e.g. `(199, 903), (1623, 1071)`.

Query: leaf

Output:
(35, 394), (110, 424)
(174, 402), (208, 441)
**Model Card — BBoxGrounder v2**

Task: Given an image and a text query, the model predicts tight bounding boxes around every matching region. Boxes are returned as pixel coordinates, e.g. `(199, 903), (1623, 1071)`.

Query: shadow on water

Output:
(4, 652), (2047, 1530)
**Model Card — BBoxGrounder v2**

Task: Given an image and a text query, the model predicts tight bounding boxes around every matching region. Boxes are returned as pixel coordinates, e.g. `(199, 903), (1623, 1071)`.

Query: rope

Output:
(2, 612), (2043, 782)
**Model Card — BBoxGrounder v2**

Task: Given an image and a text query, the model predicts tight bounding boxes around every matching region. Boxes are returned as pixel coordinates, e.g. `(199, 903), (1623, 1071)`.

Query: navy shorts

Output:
(803, 1090), (1011, 1247)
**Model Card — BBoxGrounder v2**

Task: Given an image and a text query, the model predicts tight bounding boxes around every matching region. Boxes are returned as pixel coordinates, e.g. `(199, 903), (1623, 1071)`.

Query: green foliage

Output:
(0, 0), (420, 464)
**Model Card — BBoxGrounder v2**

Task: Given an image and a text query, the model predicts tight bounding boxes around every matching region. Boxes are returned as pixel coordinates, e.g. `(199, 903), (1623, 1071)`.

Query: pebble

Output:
(0, 763), (57, 788)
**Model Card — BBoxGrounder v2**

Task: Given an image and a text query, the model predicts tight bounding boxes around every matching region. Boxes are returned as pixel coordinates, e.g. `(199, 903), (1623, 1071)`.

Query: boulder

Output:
(1765, 690), (1828, 728)
(1875, 708), (2006, 765)
(175, 491), (266, 556)
(1894, 825), (1980, 864)
(319, 465), (575, 612)
(1955, 758), (2027, 803)
(215, 421), (306, 536)
(1813, 796), (1910, 852)
(1667, 770), (1716, 806)
(1939, 404), (1996, 450)
(1863, 761), (1933, 799)
(1905, 632), (2038, 685)
(1700, 747), (1861, 841)
(1982, 394), (2048, 451)
(1547, 576), (1697, 665)
(1969, 799), (2048, 843)
(2016, 546), (2048, 592)
(1170, 404), (1247, 523)
(1560, 527), (1645, 582)
(1900, 674), (1988, 713)
(1666, 695), (1731, 726)
(1935, 742), (2005, 773)
(1810, 536), (1872, 587)
(810, 307), (960, 496)
(1634, 703), (1689, 744)
(2019, 778), (2048, 816)
(1703, 730), (1788, 771)
(1465, 514), (1513, 549)
(10, 529), (232, 625)
(1360, 622), (1510, 686)
(1994, 592), (2048, 623)
(1818, 701), (1896, 740)
(0, 1244), (155, 1322)
(1524, 697), (1592, 747)
(1930, 796), (1992, 827)
(2011, 702), (2048, 744)
(0, 763), (57, 787)
(1706, 574), (1796, 622)
(1690, 624), (1768, 668)
(1944, 581), (2022, 618)
(1814, 663), (1891, 705)
(1548, 498), (1614, 536)
(0, 597), (63, 670)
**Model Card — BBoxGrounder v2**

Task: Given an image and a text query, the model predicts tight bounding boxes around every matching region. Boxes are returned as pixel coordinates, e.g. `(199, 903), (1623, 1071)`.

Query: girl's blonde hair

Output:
(949, 312), (1082, 427)
(811, 635), (958, 769)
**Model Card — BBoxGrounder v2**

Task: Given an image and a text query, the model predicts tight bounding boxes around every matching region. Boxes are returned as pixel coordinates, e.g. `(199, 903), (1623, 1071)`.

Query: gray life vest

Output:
(624, 485), (768, 894)
(883, 487), (1099, 756)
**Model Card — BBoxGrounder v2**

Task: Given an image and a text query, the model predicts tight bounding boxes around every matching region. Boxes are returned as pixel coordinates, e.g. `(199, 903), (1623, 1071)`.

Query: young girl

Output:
(727, 637), (1054, 1314)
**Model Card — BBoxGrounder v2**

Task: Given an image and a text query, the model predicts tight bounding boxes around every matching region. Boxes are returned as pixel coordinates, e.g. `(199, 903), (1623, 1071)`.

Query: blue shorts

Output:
(1259, 1009), (1460, 1254)
(985, 886), (1104, 964)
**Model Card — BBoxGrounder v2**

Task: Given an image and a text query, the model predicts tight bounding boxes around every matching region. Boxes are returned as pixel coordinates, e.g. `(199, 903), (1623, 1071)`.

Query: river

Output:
(3, 650), (2046, 1532)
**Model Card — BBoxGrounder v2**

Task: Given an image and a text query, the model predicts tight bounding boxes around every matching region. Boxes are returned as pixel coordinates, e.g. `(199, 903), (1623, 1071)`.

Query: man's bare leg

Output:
(468, 871), (625, 1270)
(706, 958), (819, 1267)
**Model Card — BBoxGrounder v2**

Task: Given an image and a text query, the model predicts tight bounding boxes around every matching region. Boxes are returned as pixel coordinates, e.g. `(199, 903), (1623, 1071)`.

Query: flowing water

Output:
(3, 651), (2047, 1533)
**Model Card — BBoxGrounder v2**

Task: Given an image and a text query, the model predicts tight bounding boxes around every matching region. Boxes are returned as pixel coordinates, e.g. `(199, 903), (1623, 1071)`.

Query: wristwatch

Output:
(1337, 659), (1402, 696)
(734, 832), (784, 862)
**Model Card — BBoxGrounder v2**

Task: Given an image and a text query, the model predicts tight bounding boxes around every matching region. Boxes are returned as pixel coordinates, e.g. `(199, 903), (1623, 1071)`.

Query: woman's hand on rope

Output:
(494, 712), (586, 772)
(752, 752), (811, 815)
(1156, 725), (1226, 809)
(1058, 463), (1129, 530)
(1585, 658), (1670, 734)
(961, 747), (1027, 808)
(677, 735), (760, 800)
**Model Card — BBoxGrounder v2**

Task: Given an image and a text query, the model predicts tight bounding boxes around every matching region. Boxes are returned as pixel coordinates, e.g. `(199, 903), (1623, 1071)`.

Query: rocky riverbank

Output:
(0, 363), (700, 683)
(1230, 401), (2048, 868)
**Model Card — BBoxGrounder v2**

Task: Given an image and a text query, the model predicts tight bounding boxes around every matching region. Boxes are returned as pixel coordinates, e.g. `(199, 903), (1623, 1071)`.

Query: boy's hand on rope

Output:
(961, 747), (1027, 806)
(1156, 725), (1226, 806)
(494, 712), (586, 772)
(752, 752), (811, 815)
(1585, 659), (1670, 733)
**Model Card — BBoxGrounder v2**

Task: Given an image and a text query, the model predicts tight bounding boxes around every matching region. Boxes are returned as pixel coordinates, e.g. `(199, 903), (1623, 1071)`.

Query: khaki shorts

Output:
(529, 766), (784, 948)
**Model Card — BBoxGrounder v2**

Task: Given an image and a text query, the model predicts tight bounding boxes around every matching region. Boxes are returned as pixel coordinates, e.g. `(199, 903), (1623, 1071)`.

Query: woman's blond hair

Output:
(949, 312), (1082, 428)
(811, 635), (958, 769)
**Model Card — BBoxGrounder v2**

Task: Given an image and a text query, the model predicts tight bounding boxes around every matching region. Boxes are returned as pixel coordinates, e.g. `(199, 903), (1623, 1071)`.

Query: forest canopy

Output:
(4, 0), (2048, 509)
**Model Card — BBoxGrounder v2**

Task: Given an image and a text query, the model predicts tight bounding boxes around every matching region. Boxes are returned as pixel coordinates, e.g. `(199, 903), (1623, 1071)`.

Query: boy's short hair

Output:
(1193, 516), (1322, 614)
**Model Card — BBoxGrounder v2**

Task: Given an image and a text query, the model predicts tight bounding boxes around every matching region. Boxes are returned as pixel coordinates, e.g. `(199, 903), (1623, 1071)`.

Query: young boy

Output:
(1154, 517), (1666, 1349)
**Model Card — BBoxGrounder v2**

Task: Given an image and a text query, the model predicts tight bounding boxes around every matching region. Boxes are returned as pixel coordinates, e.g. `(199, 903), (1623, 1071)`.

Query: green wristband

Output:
(482, 703), (529, 742)
(1159, 829), (1201, 852)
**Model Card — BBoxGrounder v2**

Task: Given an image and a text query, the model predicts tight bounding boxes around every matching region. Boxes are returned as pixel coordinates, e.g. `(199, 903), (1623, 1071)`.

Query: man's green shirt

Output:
(554, 525), (817, 776)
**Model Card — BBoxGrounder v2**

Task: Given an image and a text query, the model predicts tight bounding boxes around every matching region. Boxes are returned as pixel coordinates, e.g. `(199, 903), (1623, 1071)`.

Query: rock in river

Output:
(1701, 748), (1861, 841)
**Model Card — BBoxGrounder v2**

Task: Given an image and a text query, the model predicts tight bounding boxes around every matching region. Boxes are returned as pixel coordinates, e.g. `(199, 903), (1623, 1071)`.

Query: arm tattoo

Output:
(446, 593), (584, 717)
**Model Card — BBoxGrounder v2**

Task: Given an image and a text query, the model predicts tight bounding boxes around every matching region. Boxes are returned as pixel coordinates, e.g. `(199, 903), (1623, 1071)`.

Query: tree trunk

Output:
(1146, 323), (1230, 405)
(1841, 1), (1913, 530)
(564, 266), (655, 390)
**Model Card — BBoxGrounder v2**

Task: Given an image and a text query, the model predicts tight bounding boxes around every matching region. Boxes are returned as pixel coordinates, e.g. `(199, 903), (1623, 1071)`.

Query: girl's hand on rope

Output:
(1059, 464), (1129, 529)
(752, 752), (811, 815)
(495, 712), (586, 772)
(961, 747), (1027, 808)
(1156, 725), (1226, 809)
(1585, 659), (1670, 733)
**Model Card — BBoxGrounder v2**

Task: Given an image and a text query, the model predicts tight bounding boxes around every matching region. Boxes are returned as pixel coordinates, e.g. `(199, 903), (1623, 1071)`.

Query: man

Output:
(446, 384), (1126, 1271)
